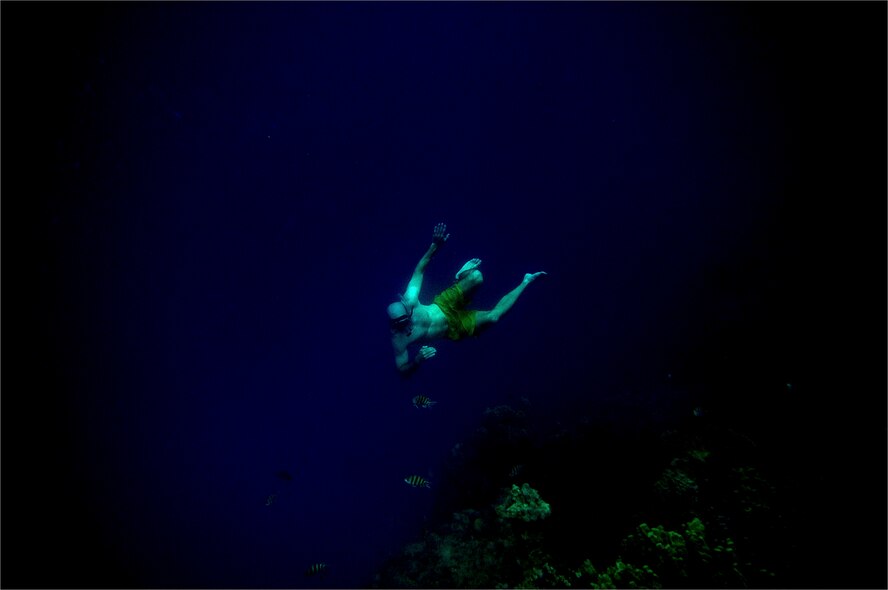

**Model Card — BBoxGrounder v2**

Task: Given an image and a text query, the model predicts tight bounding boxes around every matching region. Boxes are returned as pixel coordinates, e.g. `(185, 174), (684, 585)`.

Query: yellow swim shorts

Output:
(433, 283), (477, 341)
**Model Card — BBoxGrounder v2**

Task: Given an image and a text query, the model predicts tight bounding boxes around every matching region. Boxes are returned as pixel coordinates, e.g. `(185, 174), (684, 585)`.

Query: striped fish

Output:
(412, 395), (437, 409)
(305, 562), (327, 577)
(508, 464), (524, 478)
(404, 475), (431, 488)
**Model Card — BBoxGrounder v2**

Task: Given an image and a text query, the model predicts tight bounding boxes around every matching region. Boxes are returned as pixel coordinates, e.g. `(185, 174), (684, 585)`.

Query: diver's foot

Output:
(455, 258), (482, 280)
(523, 271), (547, 284)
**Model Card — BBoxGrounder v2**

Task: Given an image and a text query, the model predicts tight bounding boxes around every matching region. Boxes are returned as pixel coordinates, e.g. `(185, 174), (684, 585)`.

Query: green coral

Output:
(654, 465), (699, 499)
(495, 483), (552, 522)
(730, 466), (775, 514)
(380, 505), (555, 588)
(574, 558), (661, 589)
(687, 448), (711, 462)
(624, 522), (690, 578)
(530, 518), (746, 590)
(516, 561), (576, 589)
(683, 517), (711, 561)
(615, 517), (746, 588)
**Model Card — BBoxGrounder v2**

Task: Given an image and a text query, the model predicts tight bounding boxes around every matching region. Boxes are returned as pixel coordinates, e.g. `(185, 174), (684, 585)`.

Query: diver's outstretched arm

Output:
(404, 223), (449, 305)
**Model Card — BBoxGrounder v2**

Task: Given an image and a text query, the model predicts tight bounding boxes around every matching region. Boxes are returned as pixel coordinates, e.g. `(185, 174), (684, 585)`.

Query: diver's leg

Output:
(475, 283), (528, 329)
(475, 272), (547, 330)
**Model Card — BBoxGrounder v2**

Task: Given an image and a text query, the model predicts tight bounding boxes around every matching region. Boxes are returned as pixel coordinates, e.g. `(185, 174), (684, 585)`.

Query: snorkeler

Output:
(387, 222), (546, 376)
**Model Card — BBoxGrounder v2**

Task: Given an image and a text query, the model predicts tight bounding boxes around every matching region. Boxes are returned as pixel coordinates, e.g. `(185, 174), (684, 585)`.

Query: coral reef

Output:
(377, 506), (551, 588)
(574, 558), (660, 589)
(653, 465), (699, 501)
(374, 398), (786, 589)
(495, 483), (551, 522)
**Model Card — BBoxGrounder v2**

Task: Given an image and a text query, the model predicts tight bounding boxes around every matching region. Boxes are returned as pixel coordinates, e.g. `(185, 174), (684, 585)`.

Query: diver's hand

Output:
(432, 223), (450, 246)
(417, 346), (437, 363)
(523, 271), (547, 284)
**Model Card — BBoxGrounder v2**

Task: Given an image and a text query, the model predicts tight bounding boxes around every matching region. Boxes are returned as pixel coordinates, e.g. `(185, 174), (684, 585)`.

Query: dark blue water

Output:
(3, 3), (885, 589)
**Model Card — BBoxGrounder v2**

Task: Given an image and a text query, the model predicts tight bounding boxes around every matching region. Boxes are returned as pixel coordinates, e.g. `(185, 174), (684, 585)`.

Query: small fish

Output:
(265, 494), (277, 506)
(404, 475), (431, 488)
(693, 406), (705, 418)
(508, 464), (524, 478)
(305, 562), (327, 578)
(412, 395), (437, 409)
(276, 470), (293, 481)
